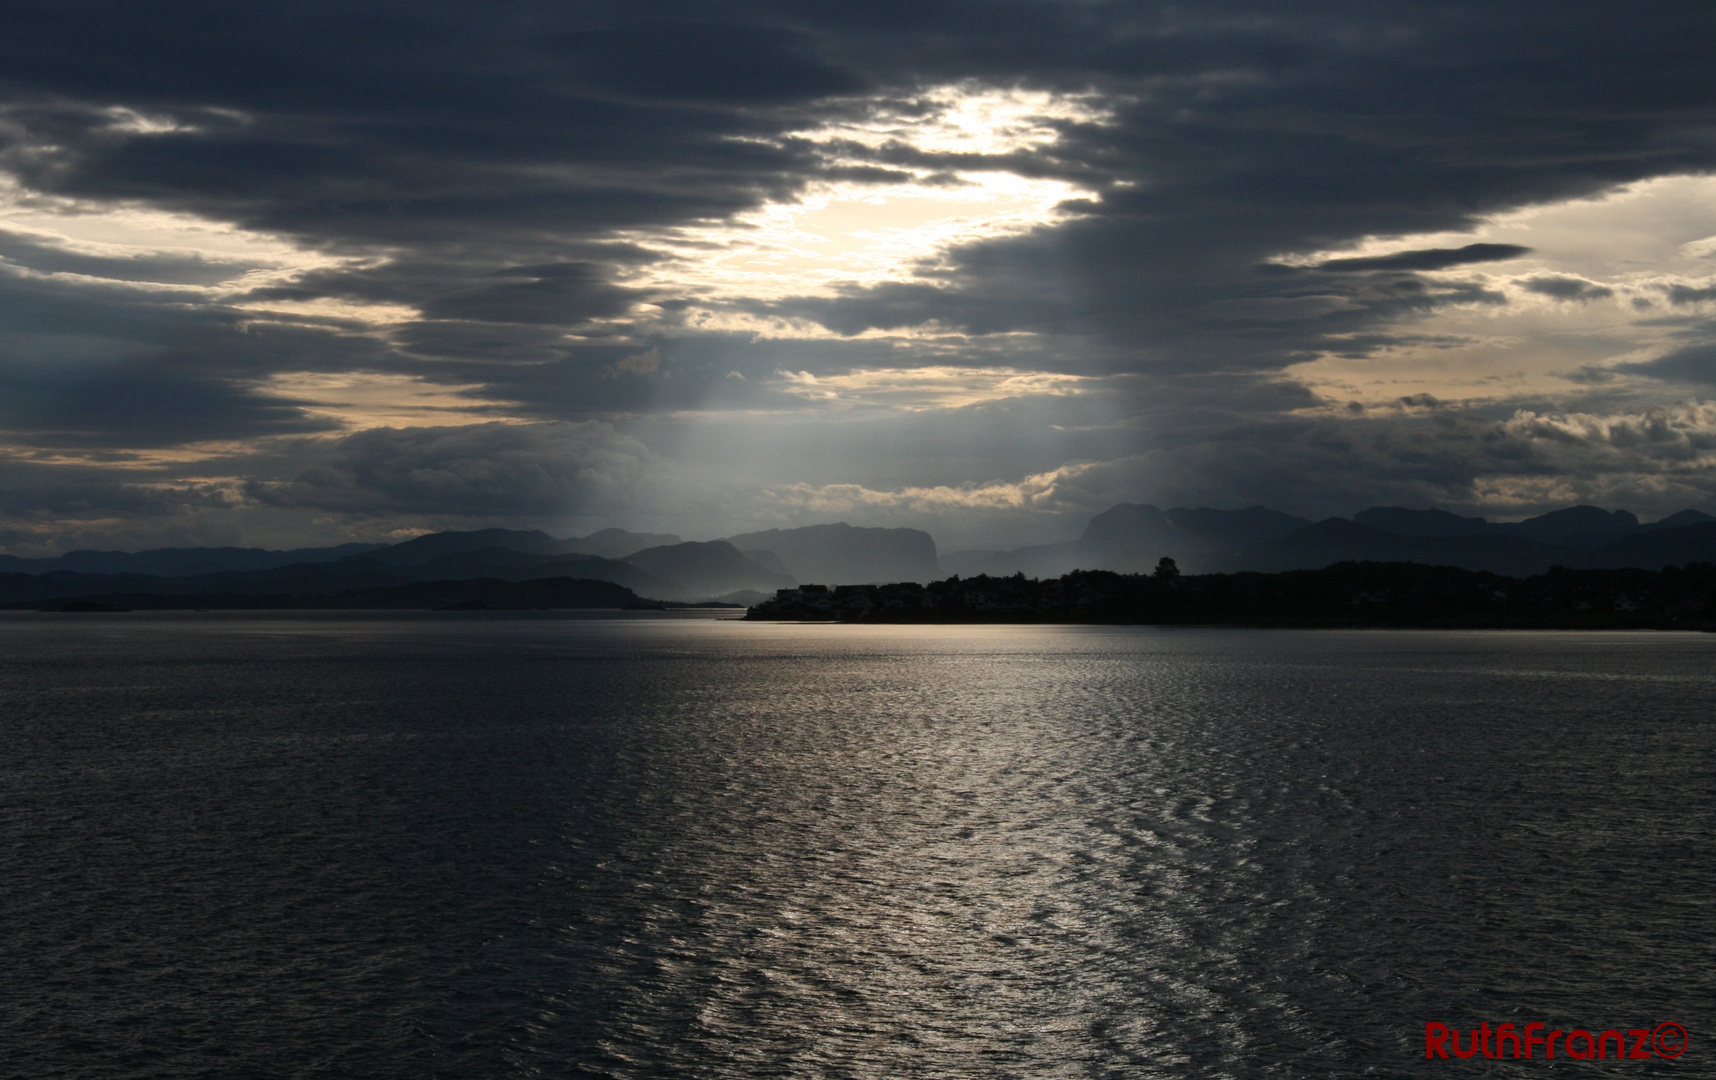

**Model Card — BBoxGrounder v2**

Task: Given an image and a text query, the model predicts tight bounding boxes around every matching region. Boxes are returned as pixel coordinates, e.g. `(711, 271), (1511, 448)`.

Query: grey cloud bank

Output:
(3, 2), (1716, 552)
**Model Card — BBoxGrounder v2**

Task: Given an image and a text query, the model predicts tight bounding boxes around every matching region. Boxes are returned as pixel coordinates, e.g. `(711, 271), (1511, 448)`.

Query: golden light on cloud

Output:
(0, 178), (415, 325)
(0, 441), (261, 469)
(646, 172), (1088, 302)
(791, 84), (1113, 155)
(766, 458), (1105, 514)
(96, 105), (204, 136)
(777, 365), (1093, 409)
(621, 85), (1112, 334)
(1283, 174), (1716, 281)
(259, 371), (510, 430)
(1284, 174), (1716, 406)
(0, 178), (303, 264)
(236, 296), (424, 326)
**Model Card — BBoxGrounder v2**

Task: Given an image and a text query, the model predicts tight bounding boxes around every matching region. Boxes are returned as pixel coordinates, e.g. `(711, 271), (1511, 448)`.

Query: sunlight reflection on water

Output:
(2, 615), (1712, 1077)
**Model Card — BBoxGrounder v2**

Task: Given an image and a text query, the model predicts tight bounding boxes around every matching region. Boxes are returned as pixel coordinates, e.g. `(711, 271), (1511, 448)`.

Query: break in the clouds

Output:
(5, 2), (1716, 553)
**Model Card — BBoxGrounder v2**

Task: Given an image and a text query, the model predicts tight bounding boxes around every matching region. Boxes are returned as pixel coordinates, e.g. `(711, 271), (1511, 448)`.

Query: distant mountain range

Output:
(0, 541), (389, 577)
(945, 505), (1312, 578)
(951, 503), (1716, 578)
(37, 576), (656, 612)
(0, 524), (935, 606)
(6, 505), (1716, 609)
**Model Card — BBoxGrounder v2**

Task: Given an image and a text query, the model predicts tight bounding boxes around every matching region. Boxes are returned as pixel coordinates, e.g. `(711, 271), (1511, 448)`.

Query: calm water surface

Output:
(1, 613), (1712, 1078)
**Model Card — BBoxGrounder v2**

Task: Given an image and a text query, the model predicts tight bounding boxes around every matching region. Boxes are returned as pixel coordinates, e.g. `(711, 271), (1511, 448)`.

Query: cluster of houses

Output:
(744, 573), (1117, 621)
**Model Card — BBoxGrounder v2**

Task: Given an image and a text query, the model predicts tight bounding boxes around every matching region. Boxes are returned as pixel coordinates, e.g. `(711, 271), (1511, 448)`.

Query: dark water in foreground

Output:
(1, 614), (1711, 1079)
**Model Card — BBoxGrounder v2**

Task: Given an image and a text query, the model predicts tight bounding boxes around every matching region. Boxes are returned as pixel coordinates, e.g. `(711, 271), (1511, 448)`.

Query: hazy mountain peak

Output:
(1162, 506), (1313, 547)
(1353, 506), (1492, 537)
(559, 528), (682, 559)
(1503, 505), (1640, 548)
(361, 529), (563, 567)
(1518, 505), (1635, 527)
(1647, 508), (1716, 530)
(1079, 504), (1170, 545)
(623, 540), (794, 600)
(1079, 503), (1312, 560)
(723, 522), (938, 585)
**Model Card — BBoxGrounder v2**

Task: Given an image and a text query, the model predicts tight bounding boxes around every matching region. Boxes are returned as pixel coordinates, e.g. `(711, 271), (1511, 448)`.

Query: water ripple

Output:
(1, 615), (1711, 1077)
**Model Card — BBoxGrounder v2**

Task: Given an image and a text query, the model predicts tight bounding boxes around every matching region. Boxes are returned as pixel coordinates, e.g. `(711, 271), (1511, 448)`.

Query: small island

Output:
(745, 559), (1716, 629)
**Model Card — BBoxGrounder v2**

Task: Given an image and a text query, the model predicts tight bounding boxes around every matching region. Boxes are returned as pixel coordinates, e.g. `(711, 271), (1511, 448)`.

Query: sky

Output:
(5, 2), (1716, 554)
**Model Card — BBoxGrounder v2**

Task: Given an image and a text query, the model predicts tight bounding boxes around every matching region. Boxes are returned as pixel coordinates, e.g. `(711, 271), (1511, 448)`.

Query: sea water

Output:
(2, 613), (1711, 1077)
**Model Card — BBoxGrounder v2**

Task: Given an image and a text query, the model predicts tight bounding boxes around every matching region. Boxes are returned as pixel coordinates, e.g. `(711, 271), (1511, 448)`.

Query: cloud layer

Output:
(4, 2), (1716, 550)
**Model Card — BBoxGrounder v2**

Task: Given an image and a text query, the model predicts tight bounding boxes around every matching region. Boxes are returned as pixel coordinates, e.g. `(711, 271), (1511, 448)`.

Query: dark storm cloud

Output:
(248, 421), (661, 518)
(1310, 244), (1533, 273)
(0, 7), (840, 248)
(547, 23), (865, 105)
(0, 361), (333, 448)
(1619, 343), (1716, 384)
(754, 253), (1510, 367)
(1520, 275), (1615, 302)
(0, 271), (397, 447)
(0, 458), (237, 519)
(1664, 284), (1716, 305)
(1033, 393), (1716, 523)
(744, 281), (1077, 338)
(417, 263), (650, 327)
